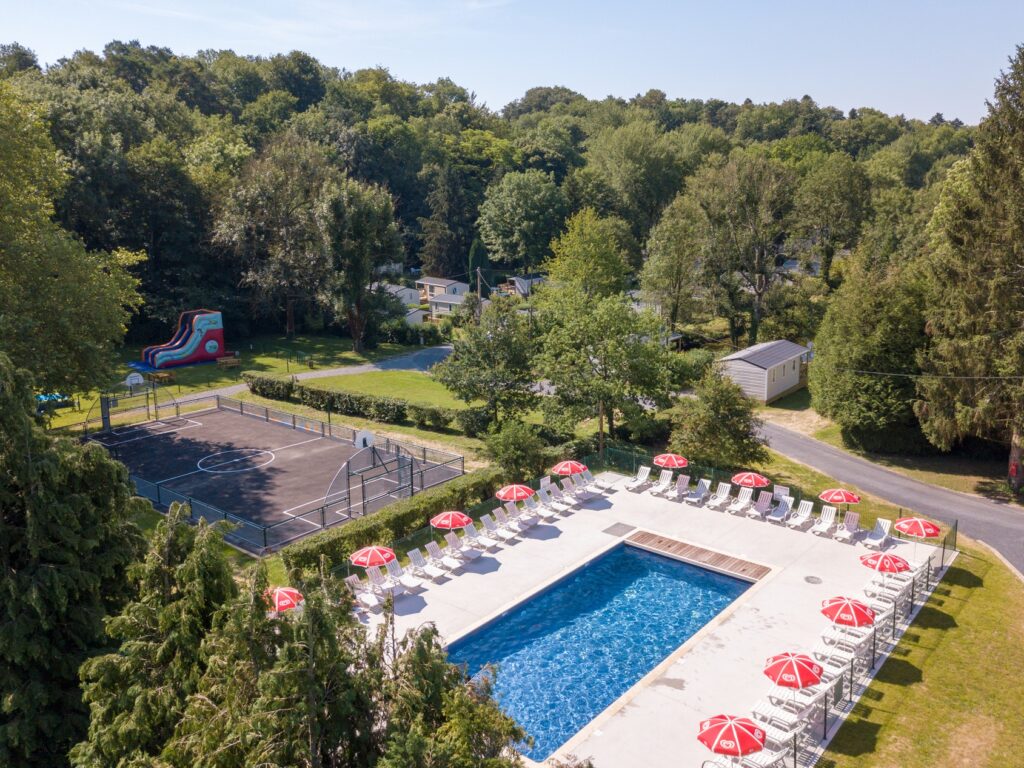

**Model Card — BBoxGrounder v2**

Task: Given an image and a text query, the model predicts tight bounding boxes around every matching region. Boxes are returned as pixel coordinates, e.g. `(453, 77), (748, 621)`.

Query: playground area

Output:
(89, 397), (464, 554)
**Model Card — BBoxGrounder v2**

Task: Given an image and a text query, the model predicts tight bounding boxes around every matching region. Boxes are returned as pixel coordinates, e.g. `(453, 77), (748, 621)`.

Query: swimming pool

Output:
(446, 544), (750, 760)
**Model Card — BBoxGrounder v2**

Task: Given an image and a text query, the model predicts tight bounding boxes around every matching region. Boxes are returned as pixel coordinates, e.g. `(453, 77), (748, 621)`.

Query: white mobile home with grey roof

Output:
(719, 340), (810, 403)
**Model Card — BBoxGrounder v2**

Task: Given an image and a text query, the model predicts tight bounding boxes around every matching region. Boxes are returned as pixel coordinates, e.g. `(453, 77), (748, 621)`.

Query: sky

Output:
(4, 0), (1023, 123)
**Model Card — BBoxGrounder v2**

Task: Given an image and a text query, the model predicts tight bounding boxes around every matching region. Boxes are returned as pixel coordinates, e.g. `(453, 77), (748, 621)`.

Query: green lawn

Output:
(47, 335), (418, 430)
(313, 370), (471, 409)
(749, 450), (1024, 768)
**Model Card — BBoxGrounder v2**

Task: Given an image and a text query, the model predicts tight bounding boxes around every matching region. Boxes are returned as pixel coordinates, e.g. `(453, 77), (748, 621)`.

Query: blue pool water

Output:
(447, 544), (750, 760)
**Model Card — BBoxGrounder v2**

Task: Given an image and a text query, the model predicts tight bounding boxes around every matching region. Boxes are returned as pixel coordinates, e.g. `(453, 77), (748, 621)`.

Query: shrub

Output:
(485, 420), (547, 481)
(366, 397), (407, 423)
(668, 348), (716, 390)
(407, 403), (431, 428)
(614, 412), (672, 446)
(242, 372), (295, 400)
(455, 406), (493, 437)
(281, 466), (504, 571)
(534, 423), (575, 446)
(427, 407), (456, 429)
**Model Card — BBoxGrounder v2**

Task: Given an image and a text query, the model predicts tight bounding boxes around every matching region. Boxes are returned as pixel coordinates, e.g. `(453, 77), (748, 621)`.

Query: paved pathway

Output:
(761, 422), (1024, 572)
(179, 344), (452, 403)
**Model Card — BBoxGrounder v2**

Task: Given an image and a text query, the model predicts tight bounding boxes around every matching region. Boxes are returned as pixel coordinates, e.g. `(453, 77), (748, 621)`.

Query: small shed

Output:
(404, 308), (427, 326)
(719, 340), (810, 403)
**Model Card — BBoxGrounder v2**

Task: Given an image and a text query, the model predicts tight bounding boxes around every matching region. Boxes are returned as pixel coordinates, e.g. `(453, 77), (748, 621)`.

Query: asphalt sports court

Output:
(92, 408), (402, 550)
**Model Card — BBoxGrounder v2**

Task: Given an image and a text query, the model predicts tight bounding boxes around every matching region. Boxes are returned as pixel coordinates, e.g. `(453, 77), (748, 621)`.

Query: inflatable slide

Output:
(141, 310), (228, 370)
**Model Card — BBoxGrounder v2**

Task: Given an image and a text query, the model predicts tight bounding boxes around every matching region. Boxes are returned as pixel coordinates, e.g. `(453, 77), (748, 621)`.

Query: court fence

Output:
(94, 394), (463, 556)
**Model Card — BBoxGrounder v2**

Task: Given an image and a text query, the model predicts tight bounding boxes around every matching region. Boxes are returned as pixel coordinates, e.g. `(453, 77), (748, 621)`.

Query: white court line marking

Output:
(101, 419), (203, 446)
(156, 435), (326, 484)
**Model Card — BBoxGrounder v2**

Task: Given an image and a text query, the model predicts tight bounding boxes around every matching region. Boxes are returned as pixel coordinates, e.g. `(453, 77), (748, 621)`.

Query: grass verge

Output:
(751, 450), (1024, 767)
(758, 390), (1012, 504)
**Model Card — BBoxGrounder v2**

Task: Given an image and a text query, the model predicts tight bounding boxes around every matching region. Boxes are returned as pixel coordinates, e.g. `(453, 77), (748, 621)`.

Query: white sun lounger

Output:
(583, 468), (616, 491)
(367, 565), (405, 597)
(549, 483), (580, 508)
(706, 482), (733, 510)
(407, 548), (446, 580)
(648, 469), (675, 496)
(785, 499), (815, 529)
(385, 559), (425, 591)
(464, 521), (499, 550)
(726, 486), (753, 514)
(833, 511), (861, 543)
(625, 465), (652, 491)
(445, 531), (481, 560)
(482, 513), (518, 542)
(345, 574), (383, 610)
(495, 506), (528, 534)
(663, 473), (690, 501)
(863, 518), (892, 550)
(741, 742), (794, 768)
(572, 472), (599, 495)
(524, 494), (558, 520)
(505, 500), (538, 528)
(686, 478), (712, 505)
(746, 490), (774, 519)
(809, 505), (837, 536)
(538, 486), (572, 513)
(426, 540), (463, 571)
(766, 495), (794, 524)
(569, 474), (596, 499)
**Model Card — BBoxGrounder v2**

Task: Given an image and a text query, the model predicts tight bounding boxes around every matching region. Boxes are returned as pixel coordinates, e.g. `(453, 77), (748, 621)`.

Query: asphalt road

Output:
(761, 422), (1024, 573)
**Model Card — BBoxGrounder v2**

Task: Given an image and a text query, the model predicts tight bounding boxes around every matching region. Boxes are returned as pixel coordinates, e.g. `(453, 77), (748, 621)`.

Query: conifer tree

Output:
(0, 353), (144, 768)
(71, 504), (237, 767)
(916, 46), (1024, 488)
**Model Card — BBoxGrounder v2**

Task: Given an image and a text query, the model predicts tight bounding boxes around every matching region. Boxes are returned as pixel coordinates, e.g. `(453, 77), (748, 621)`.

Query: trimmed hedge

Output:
(455, 406), (493, 437)
(242, 372), (295, 399)
(407, 404), (457, 430)
(241, 375), (483, 435)
(296, 384), (408, 424)
(281, 466), (504, 571)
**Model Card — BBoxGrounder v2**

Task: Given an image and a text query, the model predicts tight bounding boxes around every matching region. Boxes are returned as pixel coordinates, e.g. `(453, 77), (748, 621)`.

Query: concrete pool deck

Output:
(368, 474), (946, 767)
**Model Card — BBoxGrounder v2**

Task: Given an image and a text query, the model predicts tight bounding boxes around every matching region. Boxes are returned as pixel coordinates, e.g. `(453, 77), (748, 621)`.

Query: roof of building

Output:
(416, 276), (465, 287)
(429, 292), (466, 305)
(374, 282), (416, 296)
(720, 340), (810, 370)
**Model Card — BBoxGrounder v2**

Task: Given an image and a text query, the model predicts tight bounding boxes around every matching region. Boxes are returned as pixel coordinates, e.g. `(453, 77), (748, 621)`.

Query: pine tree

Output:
(0, 353), (144, 768)
(71, 504), (237, 768)
(916, 46), (1024, 488)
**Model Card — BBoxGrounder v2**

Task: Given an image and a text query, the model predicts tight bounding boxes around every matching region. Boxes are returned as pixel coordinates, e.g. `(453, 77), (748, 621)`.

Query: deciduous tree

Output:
(316, 177), (403, 352)
(668, 368), (768, 468)
(432, 295), (537, 423)
(641, 194), (703, 326)
(544, 208), (631, 296)
(477, 169), (566, 271)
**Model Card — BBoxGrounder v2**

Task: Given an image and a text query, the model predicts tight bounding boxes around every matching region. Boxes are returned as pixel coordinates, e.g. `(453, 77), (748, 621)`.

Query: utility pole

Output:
(476, 266), (482, 297)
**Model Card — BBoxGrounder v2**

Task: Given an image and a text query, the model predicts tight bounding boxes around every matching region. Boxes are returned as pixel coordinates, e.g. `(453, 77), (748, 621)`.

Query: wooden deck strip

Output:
(626, 531), (771, 582)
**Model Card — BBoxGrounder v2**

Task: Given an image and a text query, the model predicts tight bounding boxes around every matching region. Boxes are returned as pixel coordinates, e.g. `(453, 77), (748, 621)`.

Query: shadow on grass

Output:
(912, 605), (958, 631)
(940, 564), (983, 589)
(824, 719), (883, 758)
(874, 657), (923, 685)
(765, 388), (811, 412)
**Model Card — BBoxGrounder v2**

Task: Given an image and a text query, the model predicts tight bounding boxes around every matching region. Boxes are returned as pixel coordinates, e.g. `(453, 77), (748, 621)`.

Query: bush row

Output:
(240, 373), (496, 437)
(241, 372), (295, 400)
(281, 466), (505, 571)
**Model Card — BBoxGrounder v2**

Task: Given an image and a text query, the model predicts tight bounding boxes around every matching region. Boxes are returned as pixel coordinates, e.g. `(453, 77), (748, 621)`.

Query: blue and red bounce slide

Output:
(136, 309), (230, 370)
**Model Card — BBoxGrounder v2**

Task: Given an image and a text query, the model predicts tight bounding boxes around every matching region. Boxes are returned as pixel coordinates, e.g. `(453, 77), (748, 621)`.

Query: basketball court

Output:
(91, 400), (464, 553)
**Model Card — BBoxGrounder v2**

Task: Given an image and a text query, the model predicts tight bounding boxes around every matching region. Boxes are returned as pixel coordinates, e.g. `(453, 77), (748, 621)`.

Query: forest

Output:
(1, 39), (1004, 462)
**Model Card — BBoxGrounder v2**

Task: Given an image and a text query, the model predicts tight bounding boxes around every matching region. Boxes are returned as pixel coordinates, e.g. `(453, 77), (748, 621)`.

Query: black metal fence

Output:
(108, 395), (464, 555)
